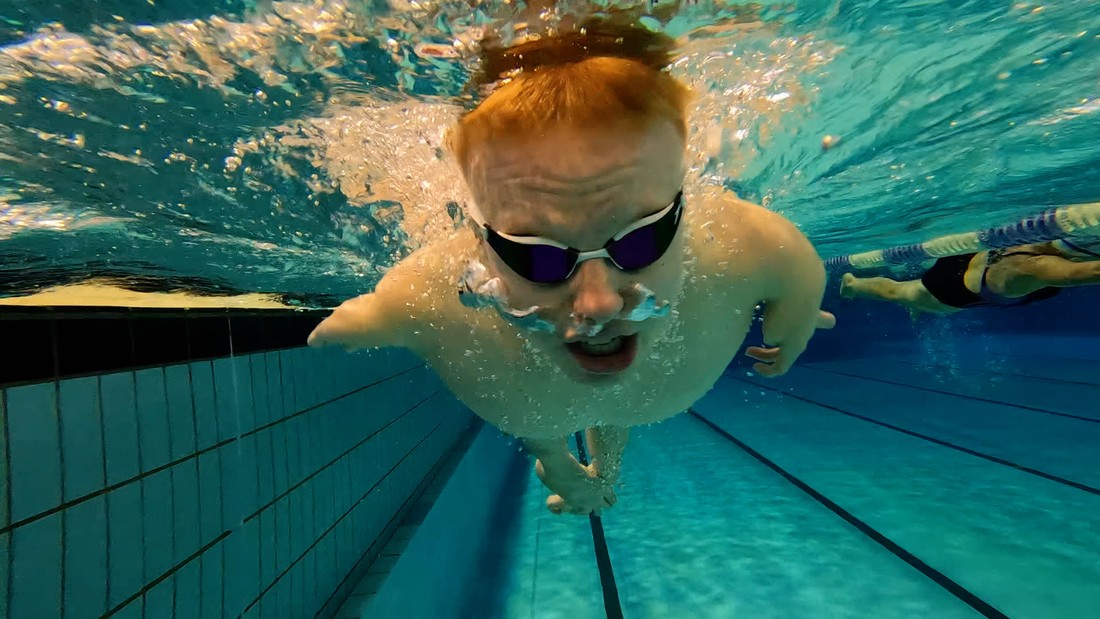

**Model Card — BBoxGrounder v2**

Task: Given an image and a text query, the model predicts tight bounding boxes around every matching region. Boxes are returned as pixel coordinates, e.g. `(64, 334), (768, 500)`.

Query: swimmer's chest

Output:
(426, 298), (754, 434)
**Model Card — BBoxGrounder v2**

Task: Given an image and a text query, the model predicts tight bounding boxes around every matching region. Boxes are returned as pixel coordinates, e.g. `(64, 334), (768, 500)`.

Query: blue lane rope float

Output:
(824, 201), (1100, 271)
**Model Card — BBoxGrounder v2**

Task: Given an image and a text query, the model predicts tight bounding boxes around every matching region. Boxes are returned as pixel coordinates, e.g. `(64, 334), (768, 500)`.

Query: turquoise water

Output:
(1, 3), (1099, 618)
(1, 0), (1098, 302)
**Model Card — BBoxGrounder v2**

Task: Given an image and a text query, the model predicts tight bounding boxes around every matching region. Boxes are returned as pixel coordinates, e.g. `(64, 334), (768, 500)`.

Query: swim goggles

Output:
(465, 190), (684, 285)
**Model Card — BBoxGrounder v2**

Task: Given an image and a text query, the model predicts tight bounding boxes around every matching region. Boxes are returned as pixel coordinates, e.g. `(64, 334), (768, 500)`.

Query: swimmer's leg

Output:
(991, 256), (1100, 296)
(840, 273), (955, 314)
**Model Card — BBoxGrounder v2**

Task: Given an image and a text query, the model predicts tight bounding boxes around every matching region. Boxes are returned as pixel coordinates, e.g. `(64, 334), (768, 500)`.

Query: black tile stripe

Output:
(798, 365), (1100, 423)
(0, 307), (330, 389)
(687, 409), (1010, 619)
(0, 364), (424, 537)
(726, 373), (1100, 497)
(572, 432), (624, 619)
(239, 423), (444, 616)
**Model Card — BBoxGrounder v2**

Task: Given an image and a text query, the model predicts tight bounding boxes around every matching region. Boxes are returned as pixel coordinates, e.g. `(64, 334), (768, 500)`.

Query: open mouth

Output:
(565, 333), (639, 375)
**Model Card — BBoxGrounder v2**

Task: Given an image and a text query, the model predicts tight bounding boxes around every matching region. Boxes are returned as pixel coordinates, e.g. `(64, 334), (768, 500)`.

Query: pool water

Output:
(1, 1), (1098, 618)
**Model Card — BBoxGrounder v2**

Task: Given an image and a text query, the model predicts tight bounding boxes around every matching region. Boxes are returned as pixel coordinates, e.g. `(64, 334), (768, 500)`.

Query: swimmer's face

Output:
(464, 119), (687, 380)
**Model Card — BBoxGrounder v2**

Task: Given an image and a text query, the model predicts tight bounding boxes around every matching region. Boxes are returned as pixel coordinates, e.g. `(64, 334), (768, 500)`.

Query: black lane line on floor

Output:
(687, 409), (1009, 619)
(573, 431), (624, 619)
(799, 364), (1100, 424)
(725, 373), (1100, 497)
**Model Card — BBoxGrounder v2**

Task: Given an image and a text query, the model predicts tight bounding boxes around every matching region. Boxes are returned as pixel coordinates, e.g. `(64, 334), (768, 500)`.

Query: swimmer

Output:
(839, 239), (1100, 315)
(308, 23), (835, 516)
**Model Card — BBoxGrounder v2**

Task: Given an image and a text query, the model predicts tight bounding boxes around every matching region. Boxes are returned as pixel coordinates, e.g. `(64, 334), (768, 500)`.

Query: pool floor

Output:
(345, 350), (1100, 618)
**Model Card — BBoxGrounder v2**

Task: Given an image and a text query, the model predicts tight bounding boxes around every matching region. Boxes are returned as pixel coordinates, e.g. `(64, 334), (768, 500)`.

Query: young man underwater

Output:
(309, 24), (836, 516)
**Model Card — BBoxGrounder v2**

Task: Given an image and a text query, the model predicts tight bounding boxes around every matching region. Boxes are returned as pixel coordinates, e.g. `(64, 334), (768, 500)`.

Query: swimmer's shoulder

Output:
(687, 187), (795, 263)
(688, 188), (823, 291)
(373, 229), (479, 327)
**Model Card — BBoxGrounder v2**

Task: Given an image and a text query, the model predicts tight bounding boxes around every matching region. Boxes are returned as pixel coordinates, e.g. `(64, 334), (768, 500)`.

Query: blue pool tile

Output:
(276, 499), (292, 574)
(199, 543), (224, 619)
(63, 496), (108, 618)
(107, 484), (144, 608)
(278, 350), (296, 416)
(279, 418), (298, 488)
(287, 560), (304, 618)
(255, 432), (275, 507)
(0, 394), (6, 529)
(0, 533), (8, 619)
(110, 599), (143, 619)
(101, 373), (140, 487)
(290, 352), (314, 414)
(223, 528), (251, 618)
(211, 357), (240, 441)
(249, 352), (270, 427)
(259, 509), (277, 586)
(197, 450), (224, 542)
(267, 351), (285, 419)
(271, 426), (288, 497)
(143, 578), (174, 619)
(222, 453), (243, 528)
(303, 551), (318, 616)
(172, 461), (201, 565)
(9, 512), (62, 618)
(233, 355), (256, 435)
(5, 383), (62, 524)
(172, 558), (201, 619)
(334, 458), (351, 518)
(336, 518), (354, 583)
(238, 436), (260, 518)
(143, 470), (175, 583)
(190, 361), (219, 451)
(135, 367), (171, 473)
(58, 377), (106, 502)
(164, 364), (197, 461)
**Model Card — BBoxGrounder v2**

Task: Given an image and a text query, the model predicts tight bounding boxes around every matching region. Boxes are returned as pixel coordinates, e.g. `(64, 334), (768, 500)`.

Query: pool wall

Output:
(0, 307), (473, 618)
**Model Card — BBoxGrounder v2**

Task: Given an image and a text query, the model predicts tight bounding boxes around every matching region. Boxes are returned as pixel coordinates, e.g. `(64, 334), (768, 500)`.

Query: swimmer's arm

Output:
(746, 210), (827, 377)
(307, 252), (433, 353)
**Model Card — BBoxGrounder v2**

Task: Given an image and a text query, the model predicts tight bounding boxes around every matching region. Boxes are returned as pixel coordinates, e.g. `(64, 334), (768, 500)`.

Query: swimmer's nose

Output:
(569, 259), (624, 326)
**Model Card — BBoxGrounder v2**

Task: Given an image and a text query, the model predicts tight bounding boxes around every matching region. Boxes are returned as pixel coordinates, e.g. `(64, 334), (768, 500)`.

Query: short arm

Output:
(752, 212), (827, 376)
(523, 436), (587, 477)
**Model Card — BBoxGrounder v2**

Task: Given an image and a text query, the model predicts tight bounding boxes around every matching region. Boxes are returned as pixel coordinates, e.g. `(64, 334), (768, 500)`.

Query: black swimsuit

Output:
(920, 251), (1059, 309)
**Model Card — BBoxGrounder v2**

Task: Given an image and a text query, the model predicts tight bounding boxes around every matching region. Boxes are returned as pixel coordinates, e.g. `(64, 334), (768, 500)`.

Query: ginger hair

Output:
(449, 22), (690, 173)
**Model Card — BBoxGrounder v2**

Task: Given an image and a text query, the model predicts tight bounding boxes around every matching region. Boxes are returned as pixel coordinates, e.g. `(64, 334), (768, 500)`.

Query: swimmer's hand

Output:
(537, 458), (617, 517)
(746, 310), (835, 377)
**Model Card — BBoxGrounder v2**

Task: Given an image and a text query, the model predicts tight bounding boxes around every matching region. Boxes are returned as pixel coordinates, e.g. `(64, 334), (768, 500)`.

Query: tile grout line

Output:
(96, 376), (113, 616)
(0, 364), (426, 537)
(241, 392), (440, 526)
(52, 375), (67, 617)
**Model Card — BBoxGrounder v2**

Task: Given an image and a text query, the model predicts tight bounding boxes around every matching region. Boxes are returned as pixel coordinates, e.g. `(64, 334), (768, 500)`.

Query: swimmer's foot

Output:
(536, 458), (617, 517)
(839, 273), (858, 299)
